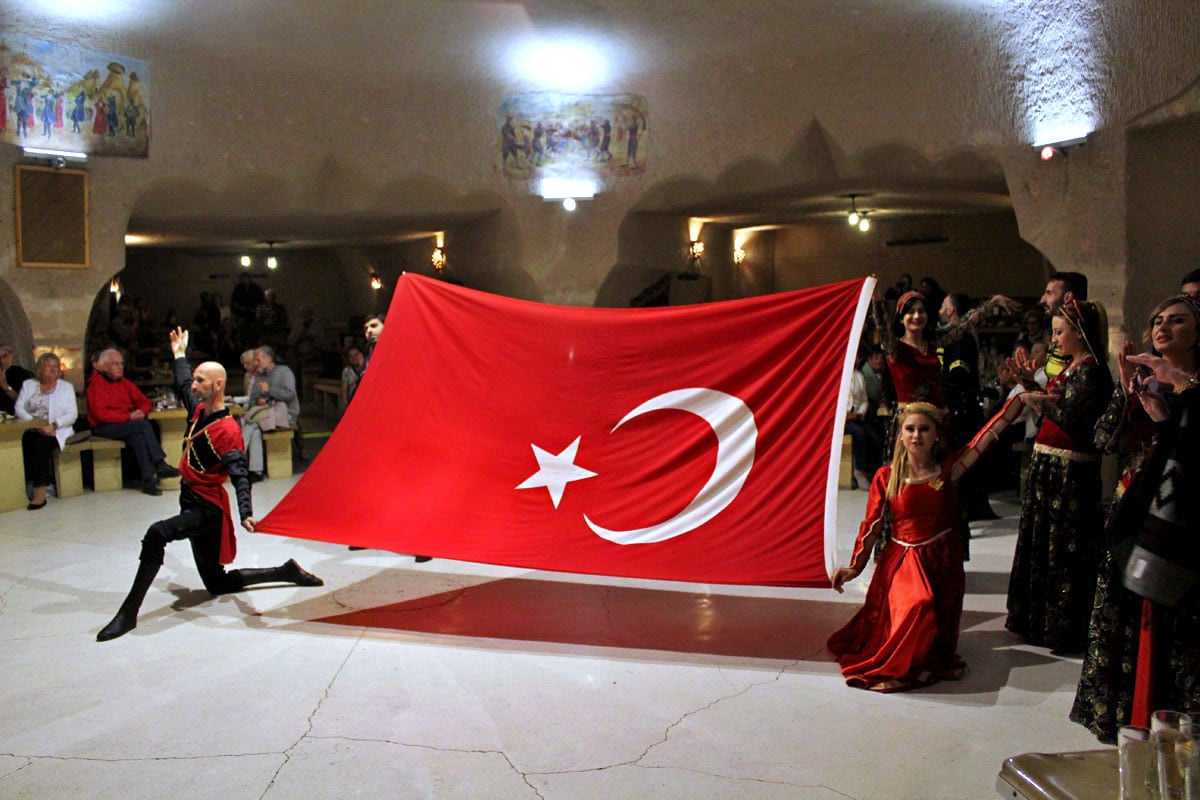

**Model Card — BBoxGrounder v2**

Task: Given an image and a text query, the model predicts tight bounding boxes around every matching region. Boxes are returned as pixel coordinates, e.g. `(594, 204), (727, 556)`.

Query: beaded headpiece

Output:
(895, 290), (925, 315)
(1058, 299), (1107, 364)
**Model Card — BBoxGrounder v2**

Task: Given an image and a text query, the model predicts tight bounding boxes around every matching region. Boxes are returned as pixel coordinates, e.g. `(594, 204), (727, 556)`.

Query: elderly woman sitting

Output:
(14, 352), (77, 510)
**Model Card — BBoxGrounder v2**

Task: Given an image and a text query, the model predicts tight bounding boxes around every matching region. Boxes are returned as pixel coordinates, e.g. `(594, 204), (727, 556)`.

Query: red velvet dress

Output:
(828, 462), (966, 691)
(888, 340), (944, 407)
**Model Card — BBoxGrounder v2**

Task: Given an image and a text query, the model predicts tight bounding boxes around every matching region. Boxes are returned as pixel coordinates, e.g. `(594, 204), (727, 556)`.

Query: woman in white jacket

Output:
(15, 352), (77, 510)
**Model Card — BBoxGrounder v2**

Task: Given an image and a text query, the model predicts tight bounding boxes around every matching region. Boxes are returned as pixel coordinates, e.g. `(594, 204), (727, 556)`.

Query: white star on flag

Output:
(516, 436), (598, 508)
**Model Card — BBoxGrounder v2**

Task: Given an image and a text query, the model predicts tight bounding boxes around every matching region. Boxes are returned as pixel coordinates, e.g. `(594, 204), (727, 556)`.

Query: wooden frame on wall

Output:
(15, 164), (90, 269)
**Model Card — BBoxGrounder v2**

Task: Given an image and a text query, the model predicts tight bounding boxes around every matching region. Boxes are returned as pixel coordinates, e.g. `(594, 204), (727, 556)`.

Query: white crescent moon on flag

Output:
(584, 388), (757, 545)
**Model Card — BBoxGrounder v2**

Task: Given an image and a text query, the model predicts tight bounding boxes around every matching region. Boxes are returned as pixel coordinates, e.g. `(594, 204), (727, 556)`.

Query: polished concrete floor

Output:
(0, 479), (1106, 799)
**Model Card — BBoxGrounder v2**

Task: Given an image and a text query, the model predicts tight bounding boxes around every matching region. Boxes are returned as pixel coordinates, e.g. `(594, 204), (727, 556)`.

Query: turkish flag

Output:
(258, 274), (874, 587)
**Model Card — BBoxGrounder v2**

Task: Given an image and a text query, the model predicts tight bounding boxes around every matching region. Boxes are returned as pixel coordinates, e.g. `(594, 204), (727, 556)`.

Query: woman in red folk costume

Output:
(828, 399), (1024, 692)
(97, 328), (324, 642)
(871, 288), (1017, 559)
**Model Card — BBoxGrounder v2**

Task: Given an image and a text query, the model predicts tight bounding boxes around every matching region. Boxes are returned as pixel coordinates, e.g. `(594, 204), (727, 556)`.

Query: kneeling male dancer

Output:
(97, 328), (323, 642)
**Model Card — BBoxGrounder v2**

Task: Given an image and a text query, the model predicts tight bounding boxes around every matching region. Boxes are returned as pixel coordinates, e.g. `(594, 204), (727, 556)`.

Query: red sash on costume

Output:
(179, 404), (245, 565)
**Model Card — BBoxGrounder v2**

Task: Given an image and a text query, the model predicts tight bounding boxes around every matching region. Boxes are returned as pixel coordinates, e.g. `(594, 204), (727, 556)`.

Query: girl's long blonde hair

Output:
(886, 402), (946, 500)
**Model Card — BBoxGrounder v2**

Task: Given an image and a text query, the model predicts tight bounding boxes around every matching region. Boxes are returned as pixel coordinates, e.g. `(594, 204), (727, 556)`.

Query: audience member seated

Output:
(846, 356), (881, 489)
(1016, 307), (1050, 352)
(341, 344), (366, 406)
(1, 344), (34, 416)
(254, 289), (290, 353)
(215, 317), (240, 369)
(287, 305), (325, 366)
(1182, 268), (1200, 299)
(230, 274), (265, 351)
(86, 348), (180, 496)
(14, 352), (77, 510)
(239, 349), (256, 397)
(241, 345), (299, 482)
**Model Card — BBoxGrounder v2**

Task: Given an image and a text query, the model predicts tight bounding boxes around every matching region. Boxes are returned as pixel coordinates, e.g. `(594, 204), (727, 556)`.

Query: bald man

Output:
(97, 328), (323, 642)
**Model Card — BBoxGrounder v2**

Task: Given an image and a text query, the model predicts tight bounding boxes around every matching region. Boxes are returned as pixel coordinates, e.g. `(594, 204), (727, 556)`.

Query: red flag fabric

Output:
(258, 274), (874, 587)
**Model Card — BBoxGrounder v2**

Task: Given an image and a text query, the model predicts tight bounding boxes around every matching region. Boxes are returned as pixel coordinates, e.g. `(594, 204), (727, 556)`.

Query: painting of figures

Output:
(496, 93), (648, 190)
(1, 38), (151, 157)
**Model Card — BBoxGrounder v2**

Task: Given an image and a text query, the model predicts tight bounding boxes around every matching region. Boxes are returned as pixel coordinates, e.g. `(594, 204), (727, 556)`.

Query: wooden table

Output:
(0, 419), (40, 512)
(311, 379), (344, 421)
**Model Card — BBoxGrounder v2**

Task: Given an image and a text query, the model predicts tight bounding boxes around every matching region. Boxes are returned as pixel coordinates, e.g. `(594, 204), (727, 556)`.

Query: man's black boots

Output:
(234, 559), (324, 589)
(96, 558), (161, 642)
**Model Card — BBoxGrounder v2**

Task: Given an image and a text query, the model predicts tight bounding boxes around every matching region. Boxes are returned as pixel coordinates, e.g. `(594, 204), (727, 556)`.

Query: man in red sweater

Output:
(86, 349), (179, 495)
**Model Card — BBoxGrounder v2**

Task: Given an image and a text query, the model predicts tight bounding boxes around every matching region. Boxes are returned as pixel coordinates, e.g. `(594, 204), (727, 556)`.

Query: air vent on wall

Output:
(885, 236), (949, 247)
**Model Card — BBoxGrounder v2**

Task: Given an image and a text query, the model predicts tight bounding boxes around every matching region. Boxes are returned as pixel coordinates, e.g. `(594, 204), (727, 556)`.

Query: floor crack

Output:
(258, 628), (367, 800)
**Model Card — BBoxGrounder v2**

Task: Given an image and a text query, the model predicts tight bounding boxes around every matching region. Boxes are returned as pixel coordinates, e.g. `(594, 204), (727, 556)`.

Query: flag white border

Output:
(824, 277), (877, 579)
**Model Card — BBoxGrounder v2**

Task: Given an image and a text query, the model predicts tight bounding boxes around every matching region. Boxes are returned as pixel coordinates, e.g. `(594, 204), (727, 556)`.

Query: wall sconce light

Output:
(1033, 133), (1088, 161)
(733, 247), (746, 265)
(369, 272), (383, 291)
(857, 212), (870, 232)
(239, 255), (251, 268)
(431, 247), (446, 272)
(108, 276), (123, 302)
(689, 240), (705, 260)
(264, 241), (279, 270)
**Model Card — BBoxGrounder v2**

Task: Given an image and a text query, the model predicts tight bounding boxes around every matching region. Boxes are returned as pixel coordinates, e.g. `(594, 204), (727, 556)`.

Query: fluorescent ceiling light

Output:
(23, 146), (88, 161)
(539, 177), (597, 200)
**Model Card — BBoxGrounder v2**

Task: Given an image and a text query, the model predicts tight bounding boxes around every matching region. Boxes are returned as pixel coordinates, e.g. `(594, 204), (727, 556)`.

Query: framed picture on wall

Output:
(15, 164), (90, 269)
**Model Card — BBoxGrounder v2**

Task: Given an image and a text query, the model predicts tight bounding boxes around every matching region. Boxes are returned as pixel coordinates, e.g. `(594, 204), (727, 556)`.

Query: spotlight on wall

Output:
(733, 247), (746, 265)
(1033, 133), (1088, 161)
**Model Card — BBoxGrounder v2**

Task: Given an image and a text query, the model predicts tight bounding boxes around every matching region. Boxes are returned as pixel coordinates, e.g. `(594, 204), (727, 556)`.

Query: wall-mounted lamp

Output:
(1034, 133), (1088, 161)
(733, 247), (746, 265)
(108, 276), (123, 302)
(23, 146), (87, 169)
(431, 247), (446, 272)
(239, 255), (252, 268)
(369, 272), (383, 291)
(689, 240), (705, 260)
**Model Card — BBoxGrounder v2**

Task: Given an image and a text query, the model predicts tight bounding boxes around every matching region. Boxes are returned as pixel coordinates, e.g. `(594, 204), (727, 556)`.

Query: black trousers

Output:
(139, 484), (246, 595)
(22, 429), (59, 487)
(92, 419), (165, 481)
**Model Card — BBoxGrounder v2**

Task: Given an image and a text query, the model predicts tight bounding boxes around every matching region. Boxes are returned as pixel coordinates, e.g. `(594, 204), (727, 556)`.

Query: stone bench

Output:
(263, 429), (295, 479)
(54, 437), (127, 497)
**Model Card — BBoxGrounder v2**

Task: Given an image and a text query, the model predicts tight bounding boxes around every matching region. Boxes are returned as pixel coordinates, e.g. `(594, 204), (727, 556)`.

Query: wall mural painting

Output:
(496, 93), (648, 189)
(0, 38), (151, 157)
